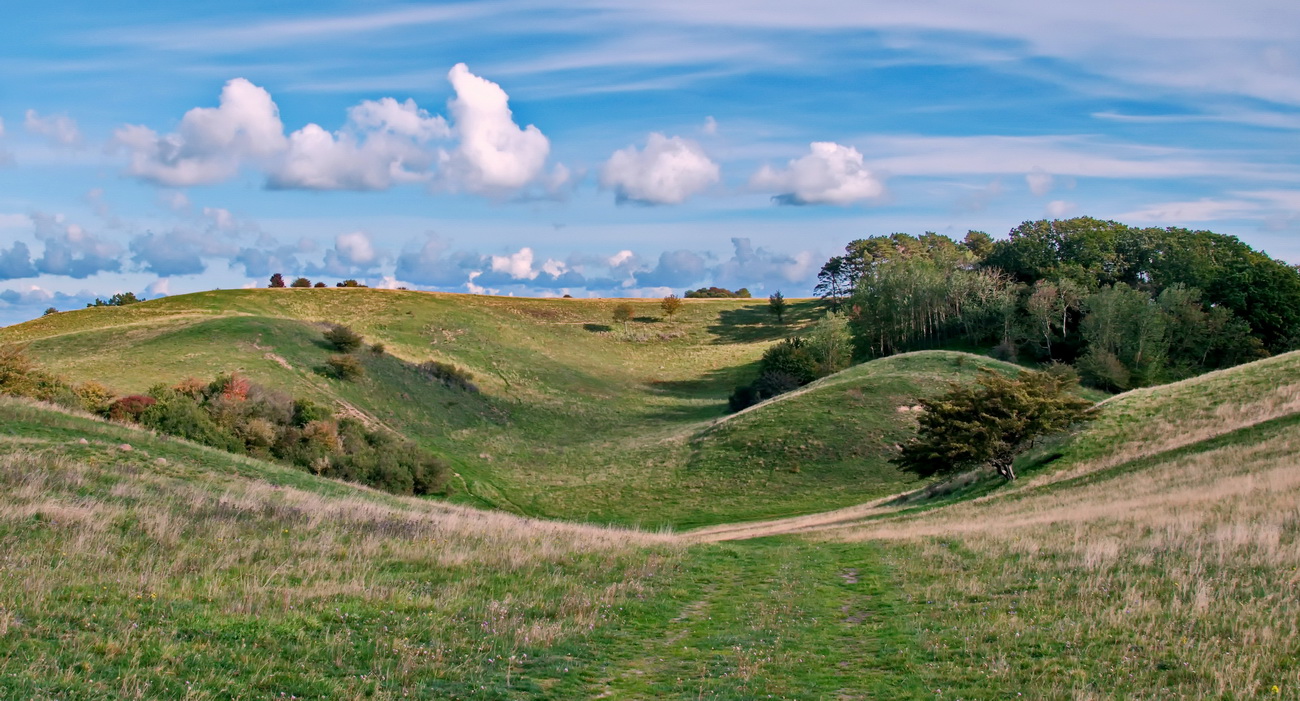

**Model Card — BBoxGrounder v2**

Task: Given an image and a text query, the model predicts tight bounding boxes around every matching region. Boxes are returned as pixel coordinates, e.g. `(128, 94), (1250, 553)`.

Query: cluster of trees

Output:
(728, 312), (852, 411)
(0, 346), (450, 496)
(268, 274), (364, 289)
(815, 219), (1300, 390)
(86, 292), (143, 308)
(684, 286), (752, 298)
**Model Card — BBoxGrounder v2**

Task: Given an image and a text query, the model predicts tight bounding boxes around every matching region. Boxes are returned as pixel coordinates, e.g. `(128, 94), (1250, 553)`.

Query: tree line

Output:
(814, 218), (1300, 390)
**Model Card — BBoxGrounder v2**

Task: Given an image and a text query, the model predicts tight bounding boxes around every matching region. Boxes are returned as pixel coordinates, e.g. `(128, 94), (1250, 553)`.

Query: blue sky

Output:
(2, 0), (1298, 324)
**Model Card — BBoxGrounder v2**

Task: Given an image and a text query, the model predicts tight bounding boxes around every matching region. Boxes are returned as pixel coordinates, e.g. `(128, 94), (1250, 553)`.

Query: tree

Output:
(43, 307), (57, 316)
(962, 230), (995, 261)
(325, 354), (365, 381)
(314, 282), (327, 288)
(895, 369), (1094, 481)
(660, 294), (683, 318)
(768, 290), (787, 323)
(805, 311), (852, 375)
(814, 256), (849, 310)
(269, 273), (286, 288)
(87, 292), (141, 308)
(323, 325), (364, 353)
(612, 302), (634, 328)
(336, 279), (362, 288)
(291, 277), (312, 288)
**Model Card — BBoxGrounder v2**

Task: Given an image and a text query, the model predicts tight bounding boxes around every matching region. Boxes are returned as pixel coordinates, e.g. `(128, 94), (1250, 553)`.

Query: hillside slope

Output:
(9, 288), (943, 526)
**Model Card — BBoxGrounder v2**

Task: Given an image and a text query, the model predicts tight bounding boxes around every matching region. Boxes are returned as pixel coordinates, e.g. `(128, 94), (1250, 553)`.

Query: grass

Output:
(1, 288), (963, 527)
(5, 290), (1300, 698)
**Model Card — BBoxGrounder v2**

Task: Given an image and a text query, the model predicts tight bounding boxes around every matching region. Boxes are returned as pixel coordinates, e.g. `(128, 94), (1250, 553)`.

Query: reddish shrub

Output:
(108, 395), (156, 422)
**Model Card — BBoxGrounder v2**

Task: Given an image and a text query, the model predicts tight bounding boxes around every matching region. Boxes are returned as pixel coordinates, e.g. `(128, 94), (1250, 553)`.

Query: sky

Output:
(1, 0), (1298, 325)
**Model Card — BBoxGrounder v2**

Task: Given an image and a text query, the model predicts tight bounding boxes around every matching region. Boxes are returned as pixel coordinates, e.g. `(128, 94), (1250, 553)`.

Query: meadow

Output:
(1, 289), (1297, 698)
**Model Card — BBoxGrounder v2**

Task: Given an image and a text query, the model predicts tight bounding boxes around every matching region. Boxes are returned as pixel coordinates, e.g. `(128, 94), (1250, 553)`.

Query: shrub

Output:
(418, 360), (479, 393)
(172, 377), (208, 398)
(612, 303), (635, 326)
(370, 342), (386, 355)
(660, 294), (683, 317)
(323, 325), (364, 352)
(1076, 348), (1131, 391)
(0, 346), (71, 402)
(269, 273), (286, 288)
(759, 338), (817, 385)
(108, 395), (157, 422)
(336, 279), (362, 288)
(290, 277), (312, 288)
(73, 381), (115, 413)
(43, 307), (57, 316)
(314, 282), (326, 288)
(754, 370), (803, 398)
(138, 389), (242, 452)
(208, 372), (252, 402)
(292, 399), (333, 427)
(326, 354), (365, 381)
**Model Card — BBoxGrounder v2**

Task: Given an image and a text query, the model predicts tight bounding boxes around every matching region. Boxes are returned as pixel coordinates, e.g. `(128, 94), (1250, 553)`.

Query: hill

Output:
(2, 288), (1016, 527)
(2, 348), (1297, 697)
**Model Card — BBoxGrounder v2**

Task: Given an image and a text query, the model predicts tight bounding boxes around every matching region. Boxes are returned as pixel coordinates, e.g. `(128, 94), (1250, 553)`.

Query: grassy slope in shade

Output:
(2, 288), (1005, 528)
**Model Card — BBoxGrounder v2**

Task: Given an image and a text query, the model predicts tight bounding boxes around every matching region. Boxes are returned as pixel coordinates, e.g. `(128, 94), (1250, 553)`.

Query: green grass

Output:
(2, 289), (997, 527)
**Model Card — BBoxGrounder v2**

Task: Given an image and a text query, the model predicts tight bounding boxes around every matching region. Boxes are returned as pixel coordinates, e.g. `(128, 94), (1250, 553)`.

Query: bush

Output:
(108, 395), (157, 422)
(314, 282), (326, 288)
(754, 370), (803, 398)
(418, 360), (479, 393)
(759, 338), (817, 385)
(269, 273), (286, 288)
(0, 346), (72, 402)
(138, 389), (243, 452)
(73, 381), (115, 413)
(612, 303), (634, 326)
(326, 354), (365, 381)
(292, 399), (333, 427)
(323, 325), (364, 352)
(370, 342), (386, 355)
(290, 277), (312, 288)
(1076, 348), (1131, 391)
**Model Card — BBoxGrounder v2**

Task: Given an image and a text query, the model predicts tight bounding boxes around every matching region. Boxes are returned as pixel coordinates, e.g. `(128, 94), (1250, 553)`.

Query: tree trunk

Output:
(992, 457), (1017, 481)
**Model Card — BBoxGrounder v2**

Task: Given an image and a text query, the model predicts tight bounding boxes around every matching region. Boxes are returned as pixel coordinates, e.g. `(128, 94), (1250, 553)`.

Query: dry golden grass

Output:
(825, 420), (1300, 697)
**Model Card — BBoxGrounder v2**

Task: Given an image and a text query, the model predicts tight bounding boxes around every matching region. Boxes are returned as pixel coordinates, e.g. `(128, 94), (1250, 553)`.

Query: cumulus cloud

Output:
(334, 231), (377, 267)
(713, 237), (818, 290)
(267, 98), (448, 190)
(24, 110), (81, 147)
(0, 241), (38, 280)
(489, 247), (538, 279)
(634, 249), (709, 287)
(114, 78), (286, 186)
(129, 227), (238, 277)
(394, 235), (484, 287)
(1046, 200), (1077, 218)
(751, 142), (885, 205)
(440, 63), (552, 195)
(307, 230), (384, 278)
(30, 212), (123, 278)
(601, 133), (719, 205)
(1026, 168), (1054, 196)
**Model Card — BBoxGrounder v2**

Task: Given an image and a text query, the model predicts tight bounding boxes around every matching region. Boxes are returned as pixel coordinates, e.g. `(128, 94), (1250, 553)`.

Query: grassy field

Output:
(3, 291), (1298, 698)
(1, 289), (1012, 528)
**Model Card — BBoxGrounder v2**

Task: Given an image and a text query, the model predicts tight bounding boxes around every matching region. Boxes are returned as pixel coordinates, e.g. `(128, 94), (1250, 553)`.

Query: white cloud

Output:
(1113, 198), (1262, 223)
(1026, 168), (1054, 196)
(751, 142), (885, 205)
(145, 278), (171, 297)
(24, 110), (81, 147)
(490, 247), (537, 279)
(601, 133), (720, 205)
(440, 63), (552, 195)
(607, 250), (635, 267)
(114, 78), (287, 186)
(335, 231), (377, 266)
(1046, 200), (1077, 218)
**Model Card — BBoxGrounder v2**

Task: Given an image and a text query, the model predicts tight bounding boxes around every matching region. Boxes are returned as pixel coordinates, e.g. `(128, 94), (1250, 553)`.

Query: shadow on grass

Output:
(583, 323), (612, 333)
(706, 300), (826, 344)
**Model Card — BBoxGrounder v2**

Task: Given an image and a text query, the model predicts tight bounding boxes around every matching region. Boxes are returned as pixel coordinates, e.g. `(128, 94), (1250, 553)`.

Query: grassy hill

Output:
(2, 347), (1297, 697)
(2, 288), (1020, 528)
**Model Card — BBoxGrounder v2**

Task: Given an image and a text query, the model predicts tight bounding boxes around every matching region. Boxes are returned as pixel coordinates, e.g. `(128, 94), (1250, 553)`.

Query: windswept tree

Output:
(895, 368), (1094, 481)
(768, 290), (787, 323)
(814, 256), (850, 310)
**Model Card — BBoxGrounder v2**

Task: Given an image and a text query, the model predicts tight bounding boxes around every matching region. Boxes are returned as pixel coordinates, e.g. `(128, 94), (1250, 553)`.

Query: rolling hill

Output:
(2, 288), (1020, 527)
